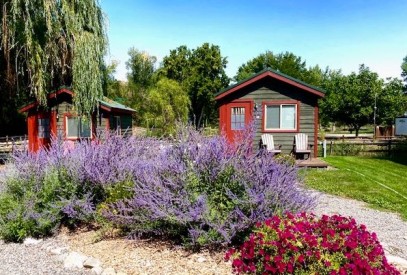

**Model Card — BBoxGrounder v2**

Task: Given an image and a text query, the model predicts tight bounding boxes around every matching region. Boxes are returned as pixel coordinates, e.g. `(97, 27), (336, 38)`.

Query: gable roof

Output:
(19, 88), (135, 113)
(215, 68), (325, 101)
(99, 96), (135, 113)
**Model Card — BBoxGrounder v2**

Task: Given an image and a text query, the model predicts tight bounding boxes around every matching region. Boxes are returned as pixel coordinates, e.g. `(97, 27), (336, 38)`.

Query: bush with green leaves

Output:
(0, 126), (315, 247)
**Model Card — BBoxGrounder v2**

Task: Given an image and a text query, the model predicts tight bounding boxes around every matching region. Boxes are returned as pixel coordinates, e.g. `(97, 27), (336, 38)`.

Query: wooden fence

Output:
(318, 138), (407, 157)
(0, 135), (28, 161)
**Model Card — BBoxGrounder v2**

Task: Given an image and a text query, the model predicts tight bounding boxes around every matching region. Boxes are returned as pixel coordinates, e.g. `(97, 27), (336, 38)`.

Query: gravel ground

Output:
(0, 238), (91, 275)
(314, 192), (407, 260)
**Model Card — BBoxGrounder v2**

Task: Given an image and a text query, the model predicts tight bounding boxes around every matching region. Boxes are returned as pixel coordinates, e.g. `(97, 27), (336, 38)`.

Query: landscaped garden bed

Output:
(0, 127), (404, 274)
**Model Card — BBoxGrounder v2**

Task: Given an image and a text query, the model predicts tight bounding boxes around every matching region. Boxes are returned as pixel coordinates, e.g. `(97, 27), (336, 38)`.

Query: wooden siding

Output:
(53, 101), (74, 137)
(223, 78), (319, 156)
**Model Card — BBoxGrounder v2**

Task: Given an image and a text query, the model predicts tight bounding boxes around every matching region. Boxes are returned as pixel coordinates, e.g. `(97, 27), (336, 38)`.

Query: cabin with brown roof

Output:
(215, 68), (325, 157)
(19, 88), (135, 152)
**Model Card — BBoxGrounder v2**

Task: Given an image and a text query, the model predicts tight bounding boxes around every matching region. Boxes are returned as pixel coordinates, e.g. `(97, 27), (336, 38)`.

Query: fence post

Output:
(388, 139), (392, 156)
(330, 140), (333, 155)
(323, 139), (327, 158)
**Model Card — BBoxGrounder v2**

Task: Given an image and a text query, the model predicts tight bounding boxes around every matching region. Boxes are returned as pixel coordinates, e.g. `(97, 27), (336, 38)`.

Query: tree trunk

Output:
(355, 126), (360, 137)
(196, 108), (204, 129)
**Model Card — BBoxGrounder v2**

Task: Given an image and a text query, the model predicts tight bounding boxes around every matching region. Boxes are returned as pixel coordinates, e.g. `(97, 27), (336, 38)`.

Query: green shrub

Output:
(0, 168), (94, 242)
(274, 154), (296, 166)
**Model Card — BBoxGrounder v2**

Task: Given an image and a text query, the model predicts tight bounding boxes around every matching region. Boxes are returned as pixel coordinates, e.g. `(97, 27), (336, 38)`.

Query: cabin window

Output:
(112, 116), (121, 134)
(38, 118), (50, 138)
(66, 116), (91, 138)
(264, 103), (297, 131)
(231, 107), (245, 130)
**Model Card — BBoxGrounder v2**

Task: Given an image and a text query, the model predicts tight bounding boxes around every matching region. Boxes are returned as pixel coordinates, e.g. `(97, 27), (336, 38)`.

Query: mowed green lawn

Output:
(304, 156), (407, 219)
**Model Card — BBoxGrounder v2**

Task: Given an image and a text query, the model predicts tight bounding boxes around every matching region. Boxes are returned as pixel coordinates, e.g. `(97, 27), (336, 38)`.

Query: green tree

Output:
(126, 48), (157, 90)
(321, 65), (382, 136)
(234, 51), (325, 87)
(124, 48), (158, 124)
(402, 55), (407, 92)
(377, 78), (407, 125)
(142, 78), (190, 135)
(0, 0), (107, 117)
(161, 43), (229, 127)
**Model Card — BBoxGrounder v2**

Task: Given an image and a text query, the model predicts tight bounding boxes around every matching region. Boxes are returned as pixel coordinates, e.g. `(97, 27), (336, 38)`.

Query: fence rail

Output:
(0, 135), (28, 161)
(318, 138), (407, 157)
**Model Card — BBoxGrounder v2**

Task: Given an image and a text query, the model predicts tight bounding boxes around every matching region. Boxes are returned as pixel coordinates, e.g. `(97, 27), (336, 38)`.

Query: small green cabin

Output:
(215, 68), (325, 157)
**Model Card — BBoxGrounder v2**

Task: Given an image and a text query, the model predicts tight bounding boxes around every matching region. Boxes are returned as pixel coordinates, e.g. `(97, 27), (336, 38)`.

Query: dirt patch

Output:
(56, 228), (232, 275)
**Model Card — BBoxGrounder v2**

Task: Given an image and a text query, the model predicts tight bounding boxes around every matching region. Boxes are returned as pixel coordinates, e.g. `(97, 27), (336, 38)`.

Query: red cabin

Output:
(19, 88), (135, 152)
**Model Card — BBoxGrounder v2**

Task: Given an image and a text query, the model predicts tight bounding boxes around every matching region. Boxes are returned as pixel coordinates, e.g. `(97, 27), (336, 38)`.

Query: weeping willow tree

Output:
(0, 0), (107, 118)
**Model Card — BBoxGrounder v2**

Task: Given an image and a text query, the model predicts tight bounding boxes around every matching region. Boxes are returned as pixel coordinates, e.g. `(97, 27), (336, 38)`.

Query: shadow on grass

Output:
(374, 152), (407, 166)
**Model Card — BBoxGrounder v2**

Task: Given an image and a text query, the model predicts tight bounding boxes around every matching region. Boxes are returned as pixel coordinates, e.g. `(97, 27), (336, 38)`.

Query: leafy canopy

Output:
(161, 43), (230, 127)
(234, 51), (326, 87)
(402, 55), (407, 91)
(320, 65), (406, 135)
(142, 78), (190, 135)
(0, 0), (107, 116)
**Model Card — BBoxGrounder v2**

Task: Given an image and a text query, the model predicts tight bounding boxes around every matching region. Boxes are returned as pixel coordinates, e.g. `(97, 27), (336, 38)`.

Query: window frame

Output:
(230, 106), (246, 130)
(37, 118), (51, 139)
(64, 114), (93, 140)
(262, 100), (300, 133)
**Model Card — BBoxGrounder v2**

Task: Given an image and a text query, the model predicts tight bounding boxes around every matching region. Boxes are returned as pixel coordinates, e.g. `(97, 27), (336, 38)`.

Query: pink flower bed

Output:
(226, 212), (400, 274)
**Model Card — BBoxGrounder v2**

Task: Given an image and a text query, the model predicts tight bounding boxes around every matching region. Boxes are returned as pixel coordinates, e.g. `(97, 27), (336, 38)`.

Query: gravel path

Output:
(0, 238), (91, 275)
(314, 192), (407, 260)
(0, 188), (406, 274)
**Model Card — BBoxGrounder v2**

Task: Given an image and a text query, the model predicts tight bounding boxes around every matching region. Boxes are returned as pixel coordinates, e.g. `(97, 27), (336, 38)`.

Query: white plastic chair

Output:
(261, 134), (282, 154)
(294, 133), (312, 159)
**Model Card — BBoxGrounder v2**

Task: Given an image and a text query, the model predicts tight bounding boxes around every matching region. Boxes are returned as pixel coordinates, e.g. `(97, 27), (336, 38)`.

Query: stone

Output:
(196, 256), (206, 263)
(63, 251), (87, 269)
(116, 272), (127, 275)
(50, 247), (69, 255)
(101, 267), (116, 275)
(23, 238), (43, 245)
(83, 257), (102, 269)
(91, 266), (104, 275)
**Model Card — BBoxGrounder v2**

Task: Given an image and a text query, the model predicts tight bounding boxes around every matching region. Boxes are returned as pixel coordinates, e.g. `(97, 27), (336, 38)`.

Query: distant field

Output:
(304, 156), (407, 219)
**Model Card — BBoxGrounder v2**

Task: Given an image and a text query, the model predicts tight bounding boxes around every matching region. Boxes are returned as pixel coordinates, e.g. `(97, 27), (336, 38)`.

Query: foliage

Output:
(402, 55), (407, 92)
(161, 43), (230, 127)
(273, 154), (296, 166)
(321, 65), (406, 133)
(142, 78), (190, 135)
(100, 126), (316, 247)
(0, 153), (95, 242)
(304, 156), (407, 219)
(377, 78), (407, 125)
(225, 212), (399, 274)
(234, 51), (326, 87)
(0, 127), (315, 246)
(320, 65), (382, 136)
(0, 0), (107, 116)
(126, 48), (157, 91)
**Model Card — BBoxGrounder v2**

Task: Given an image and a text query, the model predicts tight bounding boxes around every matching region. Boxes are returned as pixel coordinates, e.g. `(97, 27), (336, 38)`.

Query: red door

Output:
(224, 101), (253, 143)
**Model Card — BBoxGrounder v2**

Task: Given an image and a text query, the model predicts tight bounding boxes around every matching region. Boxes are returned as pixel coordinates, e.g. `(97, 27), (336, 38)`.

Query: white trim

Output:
(65, 116), (92, 139)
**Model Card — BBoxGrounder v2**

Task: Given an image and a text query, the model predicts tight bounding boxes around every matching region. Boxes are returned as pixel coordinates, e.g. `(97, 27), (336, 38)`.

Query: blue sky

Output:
(100, 0), (407, 82)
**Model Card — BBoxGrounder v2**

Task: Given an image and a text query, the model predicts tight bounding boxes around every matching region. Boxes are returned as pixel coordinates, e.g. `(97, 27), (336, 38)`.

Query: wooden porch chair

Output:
(261, 134), (282, 154)
(294, 133), (313, 159)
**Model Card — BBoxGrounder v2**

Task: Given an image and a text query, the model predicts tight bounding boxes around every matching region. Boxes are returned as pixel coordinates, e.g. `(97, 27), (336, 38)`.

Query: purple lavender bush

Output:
(103, 126), (316, 247)
(0, 126), (315, 246)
